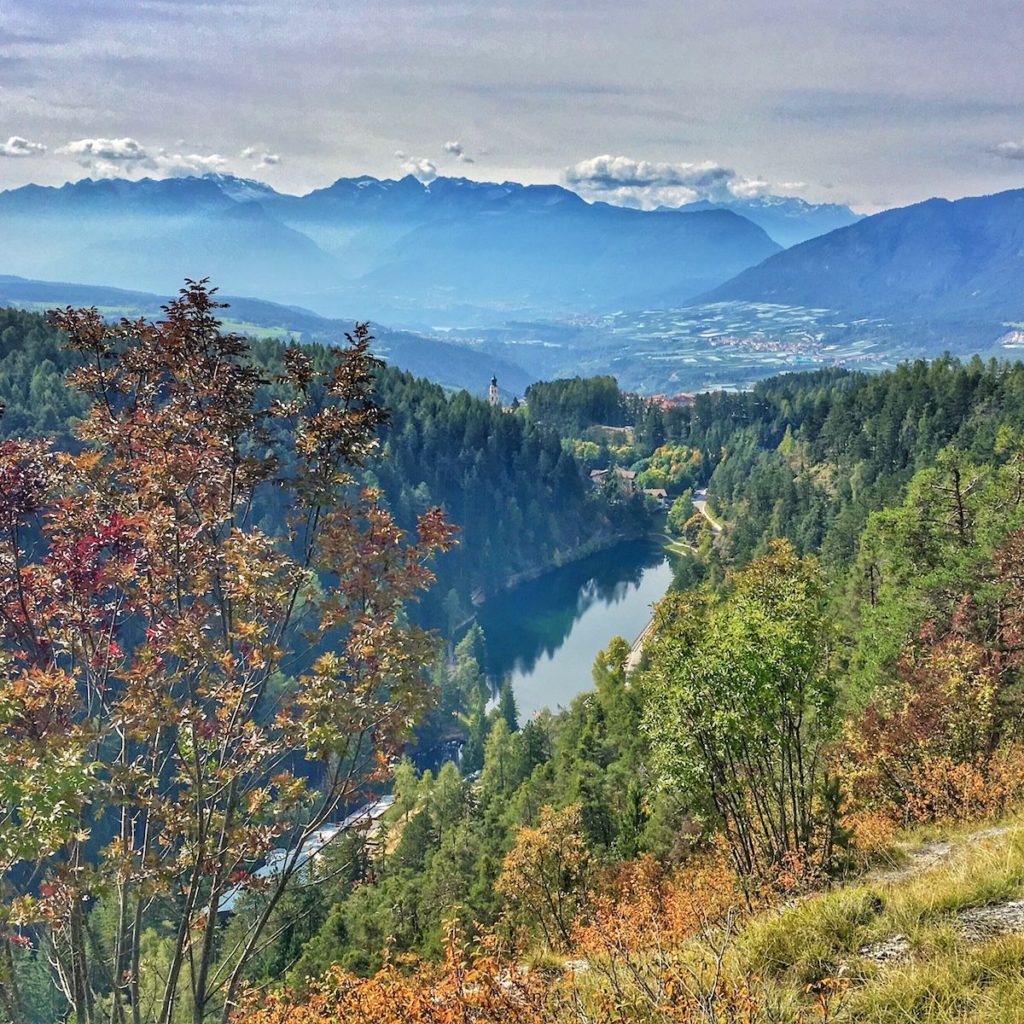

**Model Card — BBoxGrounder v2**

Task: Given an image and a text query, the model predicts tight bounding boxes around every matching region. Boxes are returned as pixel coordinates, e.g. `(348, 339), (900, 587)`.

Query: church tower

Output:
(488, 375), (500, 408)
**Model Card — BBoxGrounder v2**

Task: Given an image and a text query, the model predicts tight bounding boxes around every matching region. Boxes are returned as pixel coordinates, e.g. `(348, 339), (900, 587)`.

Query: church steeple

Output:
(488, 375), (500, 407)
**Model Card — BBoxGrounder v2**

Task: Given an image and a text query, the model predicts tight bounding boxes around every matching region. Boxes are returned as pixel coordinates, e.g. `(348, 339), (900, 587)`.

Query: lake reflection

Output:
(476, 540), (674, 720)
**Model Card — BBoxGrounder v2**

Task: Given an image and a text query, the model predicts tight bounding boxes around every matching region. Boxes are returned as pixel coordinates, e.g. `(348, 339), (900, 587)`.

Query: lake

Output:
(476, 539), (674, 720)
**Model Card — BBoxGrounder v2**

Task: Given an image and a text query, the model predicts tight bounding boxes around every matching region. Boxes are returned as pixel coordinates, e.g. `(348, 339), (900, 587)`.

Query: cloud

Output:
(443, 140), (474, 164)
(61, 137), (150, 163)
(990, 140), (1024, 161)
(0, 136), (46, 158)
(566, 154), (732, 192)
(241, 146), (281, 168)
(396, 153), (437, 183)
(152, 149), (229, 176)
(728, 177), (772, 200)
(59, 137), (227, 177)
(563, 154), (791, 209)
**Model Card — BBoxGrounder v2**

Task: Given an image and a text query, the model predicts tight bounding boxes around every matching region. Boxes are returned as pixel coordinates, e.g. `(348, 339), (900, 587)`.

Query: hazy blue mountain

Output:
(670, 195), (861, 247)
(0, 275), (535, 397)
(0, 173), (780, 324)
(700, 188), (1024, 321)
(0, 175), (341, 300)
(351, 200), (778, 319)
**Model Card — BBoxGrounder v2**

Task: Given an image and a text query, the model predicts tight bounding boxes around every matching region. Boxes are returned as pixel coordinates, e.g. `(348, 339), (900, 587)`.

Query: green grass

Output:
(845, 938), (1024, 1023)
(730, 818), (1024, 1020)
(649, 530), (696, 556)
(218, 318), (301, 341)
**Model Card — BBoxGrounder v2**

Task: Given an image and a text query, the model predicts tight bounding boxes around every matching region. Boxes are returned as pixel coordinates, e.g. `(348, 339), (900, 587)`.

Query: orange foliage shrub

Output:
(239, 860), (829, 1024)
(497, 805), (590, 951)
(235, 924), (564, 1024)
(837, 623), (1024, 827)
(571, 854), (775, 1023)
(575, 854), (741, 960)
(840, 810), (899, 867)
(903, 746), (1024, 823)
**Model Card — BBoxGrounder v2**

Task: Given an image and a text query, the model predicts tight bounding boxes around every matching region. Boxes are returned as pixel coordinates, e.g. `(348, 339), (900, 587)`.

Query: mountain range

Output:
(3, 174), (1024, 396)
(0, 173), (786, 324)
(701, 188), (1024, 323)
(670, 195), (861, 247)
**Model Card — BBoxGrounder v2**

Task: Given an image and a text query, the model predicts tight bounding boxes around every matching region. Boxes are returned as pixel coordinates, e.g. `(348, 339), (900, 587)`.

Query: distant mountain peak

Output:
(663, 194), (862, 247)
(700, 186), (1024, 321)
(198, 172), (281, 202)
(0, 168), (781, 321)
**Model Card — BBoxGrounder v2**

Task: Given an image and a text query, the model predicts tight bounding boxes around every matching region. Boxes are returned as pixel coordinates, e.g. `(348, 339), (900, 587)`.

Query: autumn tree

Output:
(0, 283), (454, 1024)
(496, 804), (589, 950)
(839, 437), (1024, 824)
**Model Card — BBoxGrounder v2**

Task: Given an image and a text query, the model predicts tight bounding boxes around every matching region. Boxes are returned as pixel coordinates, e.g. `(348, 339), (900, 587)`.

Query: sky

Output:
(2, 0), (1024, 212)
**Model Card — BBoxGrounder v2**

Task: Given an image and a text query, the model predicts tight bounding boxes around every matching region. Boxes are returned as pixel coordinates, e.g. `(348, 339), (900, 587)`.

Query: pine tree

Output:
(497, 679), (519, 732)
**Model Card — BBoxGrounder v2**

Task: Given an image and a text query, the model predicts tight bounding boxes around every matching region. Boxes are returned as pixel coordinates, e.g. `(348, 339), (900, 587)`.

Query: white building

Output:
(218, 794), (396, 914)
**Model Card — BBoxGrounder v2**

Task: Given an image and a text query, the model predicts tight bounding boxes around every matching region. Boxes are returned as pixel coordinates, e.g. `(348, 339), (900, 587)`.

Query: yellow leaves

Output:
(235, 618), (267, 642)
(247, 788), (270, 816)
(270, 772), (308, 807)
(9, 895), (41, 927)
(70, 449), (104, 474)
(497, 805), (590, 952)
(311, 652), (342, 678)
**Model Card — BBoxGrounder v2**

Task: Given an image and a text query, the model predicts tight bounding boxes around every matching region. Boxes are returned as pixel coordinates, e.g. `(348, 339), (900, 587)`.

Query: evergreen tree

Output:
(497, 679), (519, 732)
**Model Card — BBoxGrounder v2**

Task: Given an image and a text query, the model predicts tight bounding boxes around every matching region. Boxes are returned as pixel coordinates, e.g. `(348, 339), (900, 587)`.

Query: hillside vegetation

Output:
(0, 304), (649, 631)
(223, 361), (1024, 1023)
(4, 293), (1024, 1022)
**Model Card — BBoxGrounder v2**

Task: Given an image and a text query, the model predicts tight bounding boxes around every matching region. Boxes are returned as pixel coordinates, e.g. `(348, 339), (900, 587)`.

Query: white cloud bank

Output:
(563, 154), (800, 209)
(0, 136), (47, 158)
(58, 137), (228, 178)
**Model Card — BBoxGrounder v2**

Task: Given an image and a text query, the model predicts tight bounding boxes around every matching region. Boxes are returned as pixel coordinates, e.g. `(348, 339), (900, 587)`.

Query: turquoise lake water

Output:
(476, 539), (674, 720)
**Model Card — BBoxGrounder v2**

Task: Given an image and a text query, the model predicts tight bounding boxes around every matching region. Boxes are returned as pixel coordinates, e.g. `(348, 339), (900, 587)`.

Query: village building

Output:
(590, 466), (637, 496)
(643, 487), (670, 509)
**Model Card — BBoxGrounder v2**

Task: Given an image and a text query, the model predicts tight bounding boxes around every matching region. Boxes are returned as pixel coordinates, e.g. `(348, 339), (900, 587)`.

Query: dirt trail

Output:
(866, 838), (956, 884)
(858, 824), (1018, 963)
(692, 488), (723, 534)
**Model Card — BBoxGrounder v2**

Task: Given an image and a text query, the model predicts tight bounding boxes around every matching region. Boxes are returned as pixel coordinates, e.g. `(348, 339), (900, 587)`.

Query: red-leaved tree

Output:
(0, 282), (454, 1024)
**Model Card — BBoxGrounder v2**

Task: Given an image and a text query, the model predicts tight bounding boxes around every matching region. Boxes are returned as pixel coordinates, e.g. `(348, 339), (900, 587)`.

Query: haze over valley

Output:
(1, 170), (1023, 397)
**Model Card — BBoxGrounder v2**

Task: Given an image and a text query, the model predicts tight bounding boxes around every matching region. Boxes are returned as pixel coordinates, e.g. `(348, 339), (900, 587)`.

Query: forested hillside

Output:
(701, 188), (1024, 321)
(0, 275), (538, 397)
(0, 305), (648, 631)
(227, 358), (1024, 1024)
(657, 358), (1024, 566)
(514, 360), (1024, 575)
(238, 438), (1024, 1023)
